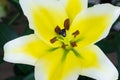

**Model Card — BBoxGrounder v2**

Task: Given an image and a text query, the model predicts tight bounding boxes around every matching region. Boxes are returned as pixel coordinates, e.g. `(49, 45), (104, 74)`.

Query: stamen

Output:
(61, 44), (68, 49)
(71, 41), (77, 47)
(55, 26), (61, 34)
(59, 29), (66, 37)
(72, 30), (80, 37)
(64, 18), (70, 30)
(50, 37), (57, 43)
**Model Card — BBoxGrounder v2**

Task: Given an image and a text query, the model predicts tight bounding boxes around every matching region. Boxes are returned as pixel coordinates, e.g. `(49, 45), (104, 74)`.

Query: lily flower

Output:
(4, 0), (120, 80)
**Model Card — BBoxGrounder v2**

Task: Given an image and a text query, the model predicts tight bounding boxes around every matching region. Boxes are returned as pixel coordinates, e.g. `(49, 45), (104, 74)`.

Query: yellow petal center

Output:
(50, 18), (80, 50)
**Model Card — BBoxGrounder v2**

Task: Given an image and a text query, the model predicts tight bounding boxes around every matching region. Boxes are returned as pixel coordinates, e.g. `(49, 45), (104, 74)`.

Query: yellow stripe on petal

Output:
(4, 34), (51, 65)
(35, 48), (79, 80)
(20, 0), (68, 47)
(61, 47), (98, 78)
(62, 45), (118, 80)
(35, 45), (118, 80)
(76, 45), (118, 80)
(70, 4), (120, 48)
(61, 0), (88, 21)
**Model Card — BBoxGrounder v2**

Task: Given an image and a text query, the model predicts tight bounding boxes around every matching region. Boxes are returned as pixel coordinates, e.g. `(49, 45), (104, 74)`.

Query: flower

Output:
(3, 0), (120, 80)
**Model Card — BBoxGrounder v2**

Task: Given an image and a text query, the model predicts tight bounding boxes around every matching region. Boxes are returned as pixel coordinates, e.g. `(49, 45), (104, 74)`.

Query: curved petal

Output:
(20, 0), (68, 46)
(4, 34), (51, 65)
(60, 0), (88, 21)
(70, 4), (120, 48)
(35, 44), (118, 80)
(65, 45), (118, 80)
(35, 48), (79, 80)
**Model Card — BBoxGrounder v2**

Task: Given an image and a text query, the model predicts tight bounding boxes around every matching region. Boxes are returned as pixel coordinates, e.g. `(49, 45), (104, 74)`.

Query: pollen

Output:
(71, 41), (77, 47)
(72, 30), (80, 37)
(64, 18), (70, 30)
(50, 37), (57, 43)
(55, 26), (61, 34)
(61, 43), (68, 49)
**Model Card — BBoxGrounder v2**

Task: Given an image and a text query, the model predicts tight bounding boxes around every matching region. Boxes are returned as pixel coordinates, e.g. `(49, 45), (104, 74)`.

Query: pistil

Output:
(59, 29), (66, 37)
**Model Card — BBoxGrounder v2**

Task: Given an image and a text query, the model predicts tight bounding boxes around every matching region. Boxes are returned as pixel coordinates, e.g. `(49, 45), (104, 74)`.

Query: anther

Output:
(61, 44), (68, 49)
(55, 26), (61, 34)
(71, 41), (77, 47)
(59, 29), (66, 37)
(50, 37), (57, 43)
(72, 30), (80, 37)
(64, 18), (70, 30)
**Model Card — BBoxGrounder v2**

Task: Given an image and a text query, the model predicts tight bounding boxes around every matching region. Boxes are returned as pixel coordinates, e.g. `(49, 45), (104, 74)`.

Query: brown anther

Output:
(71, 41), (77, 47)
(55, 26), (61, 34)
(64, 18), (70, 30)
(72, 30), (80, 37)
(61, 44), (68, 49)
(50, 37), (57, 43)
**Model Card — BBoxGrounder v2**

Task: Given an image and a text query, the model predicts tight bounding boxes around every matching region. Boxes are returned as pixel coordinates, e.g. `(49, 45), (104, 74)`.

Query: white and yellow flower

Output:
(4, 0), (120, 80)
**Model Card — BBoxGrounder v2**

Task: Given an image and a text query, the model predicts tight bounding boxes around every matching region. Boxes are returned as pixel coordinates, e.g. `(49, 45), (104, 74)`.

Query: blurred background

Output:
(0, 0), (120, 80)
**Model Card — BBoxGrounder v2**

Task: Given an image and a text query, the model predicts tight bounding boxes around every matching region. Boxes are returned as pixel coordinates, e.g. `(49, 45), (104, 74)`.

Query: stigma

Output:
(59, 29), (66, 37)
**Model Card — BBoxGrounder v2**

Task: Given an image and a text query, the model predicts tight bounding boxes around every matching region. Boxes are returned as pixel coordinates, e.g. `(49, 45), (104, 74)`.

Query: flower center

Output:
(50, 18), (80, 49)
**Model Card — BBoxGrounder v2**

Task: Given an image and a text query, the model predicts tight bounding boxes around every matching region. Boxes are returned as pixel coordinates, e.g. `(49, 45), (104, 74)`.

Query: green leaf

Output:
(14, 64), (34, 76)
(24, 73), (35, 80)
(0, 22), (18, 48)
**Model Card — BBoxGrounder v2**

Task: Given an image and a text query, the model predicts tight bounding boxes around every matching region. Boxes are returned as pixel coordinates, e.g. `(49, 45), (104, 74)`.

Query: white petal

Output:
(70, 4), (120, 48)
(78, 45), (119, 80)
(4, 34), (50, 65)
